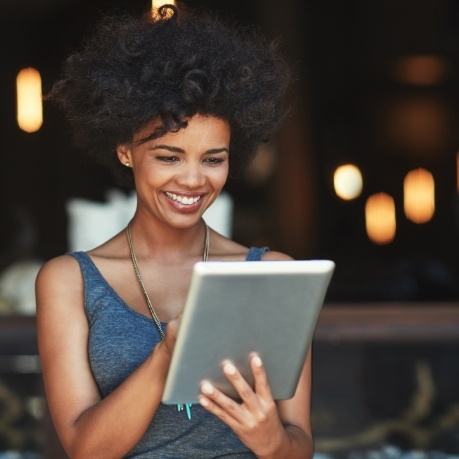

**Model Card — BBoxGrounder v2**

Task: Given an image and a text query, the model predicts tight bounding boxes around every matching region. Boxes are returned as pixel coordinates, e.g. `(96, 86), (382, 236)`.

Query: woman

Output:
(36, 4), (314, 458)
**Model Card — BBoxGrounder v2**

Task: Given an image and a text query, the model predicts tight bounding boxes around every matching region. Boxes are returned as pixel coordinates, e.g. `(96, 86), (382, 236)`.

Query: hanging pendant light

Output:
(365, 192), (396, 245)
(333, 164), (363, 200)
(16, 67), (43, 133)
(404, 168), (435, 224)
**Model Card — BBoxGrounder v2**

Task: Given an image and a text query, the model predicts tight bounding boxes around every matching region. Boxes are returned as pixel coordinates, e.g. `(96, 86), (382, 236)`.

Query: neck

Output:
(127, 217), (208, 262)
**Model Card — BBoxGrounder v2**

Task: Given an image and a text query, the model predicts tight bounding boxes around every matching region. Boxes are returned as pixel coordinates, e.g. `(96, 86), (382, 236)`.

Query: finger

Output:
(162, 318), (181, 355)
(221, 362), (261, 409)
(250, 354), (274, 400)
(199, 382), (241, 424)
(198, 394), (241, 431)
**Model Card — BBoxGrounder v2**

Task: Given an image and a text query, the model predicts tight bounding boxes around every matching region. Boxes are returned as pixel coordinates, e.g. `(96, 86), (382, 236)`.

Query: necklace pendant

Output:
(177, 403), (193, 419)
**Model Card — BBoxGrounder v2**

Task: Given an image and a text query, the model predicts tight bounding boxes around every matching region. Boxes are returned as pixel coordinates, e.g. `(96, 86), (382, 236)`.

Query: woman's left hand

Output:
(198, 354), (287, 458)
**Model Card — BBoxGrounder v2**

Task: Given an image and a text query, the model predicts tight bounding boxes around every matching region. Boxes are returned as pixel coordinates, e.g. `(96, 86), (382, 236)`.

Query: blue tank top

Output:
(71, 246), (269, 458)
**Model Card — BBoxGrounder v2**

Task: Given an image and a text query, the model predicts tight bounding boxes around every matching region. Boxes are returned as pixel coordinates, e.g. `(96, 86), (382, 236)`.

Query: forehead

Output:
(134, 115), (231, 147)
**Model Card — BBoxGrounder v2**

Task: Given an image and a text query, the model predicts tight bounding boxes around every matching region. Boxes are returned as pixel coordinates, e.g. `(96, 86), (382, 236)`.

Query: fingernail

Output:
(223, 363), (237, 375)
(252, 355), (262, 367)
(201, 382), (214, 395)
(199, 396), (210, 407)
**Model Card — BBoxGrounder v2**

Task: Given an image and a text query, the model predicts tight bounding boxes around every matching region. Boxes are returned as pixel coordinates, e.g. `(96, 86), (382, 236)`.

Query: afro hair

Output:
(48, 3), (291, 186)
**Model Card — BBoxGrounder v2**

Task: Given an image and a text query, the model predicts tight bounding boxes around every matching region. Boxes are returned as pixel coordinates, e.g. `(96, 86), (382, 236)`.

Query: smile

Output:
(165, 192), (202, 205)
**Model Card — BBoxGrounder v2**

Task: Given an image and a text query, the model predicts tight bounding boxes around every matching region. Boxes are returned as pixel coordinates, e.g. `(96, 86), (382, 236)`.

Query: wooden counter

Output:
(315, 302), (459, 342)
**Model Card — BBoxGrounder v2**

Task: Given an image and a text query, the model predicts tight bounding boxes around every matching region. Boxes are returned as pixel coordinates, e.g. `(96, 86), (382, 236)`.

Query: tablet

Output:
(162, 259), (335, 404)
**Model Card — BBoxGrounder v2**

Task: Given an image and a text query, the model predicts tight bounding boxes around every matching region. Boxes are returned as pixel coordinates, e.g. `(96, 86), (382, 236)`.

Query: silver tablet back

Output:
(162, 259), (334, 404)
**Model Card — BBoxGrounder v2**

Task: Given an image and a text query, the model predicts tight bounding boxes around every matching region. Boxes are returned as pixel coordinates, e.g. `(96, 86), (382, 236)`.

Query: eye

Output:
(203, 157), (226, 165)
(157, 156), (180, 164)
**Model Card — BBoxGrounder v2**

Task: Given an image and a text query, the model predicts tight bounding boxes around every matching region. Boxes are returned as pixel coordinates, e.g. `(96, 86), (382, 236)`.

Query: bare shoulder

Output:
(261, 250), (293, 261)
(209, 230), (293, 262)
(36, 254), (82, 289)
(35, 254), (84, 320)
(209, 230), (248, 260)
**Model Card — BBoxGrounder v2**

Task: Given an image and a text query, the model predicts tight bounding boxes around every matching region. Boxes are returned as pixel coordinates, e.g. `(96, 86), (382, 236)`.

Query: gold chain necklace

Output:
(126, 221), (209, 419)
(126, 221), (209, 338)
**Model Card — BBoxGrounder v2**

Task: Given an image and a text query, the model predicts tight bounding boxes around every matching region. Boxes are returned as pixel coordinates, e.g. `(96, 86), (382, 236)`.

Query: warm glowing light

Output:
(152, 0), (175, 7)
(16, 67), (43, 133)
(334, 164), (363, 200)
(151, 0), (175, 18)
(383, 96), (452, 157)
(394, 55), (449, 86)
(365, 193), (396, 245)
(404, 168), (435, 223)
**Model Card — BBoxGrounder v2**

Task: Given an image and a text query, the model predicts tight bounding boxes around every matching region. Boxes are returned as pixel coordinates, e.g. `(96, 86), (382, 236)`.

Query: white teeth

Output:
(166, 192), (201, 205)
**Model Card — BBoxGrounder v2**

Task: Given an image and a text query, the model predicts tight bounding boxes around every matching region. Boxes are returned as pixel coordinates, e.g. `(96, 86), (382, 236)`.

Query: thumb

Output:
(162, 314), (182, 356)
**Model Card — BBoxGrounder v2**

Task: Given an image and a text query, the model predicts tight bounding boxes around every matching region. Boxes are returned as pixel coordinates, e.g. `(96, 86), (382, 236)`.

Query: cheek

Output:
(211, 167), (229, 189)
(135, 164), (167, 186)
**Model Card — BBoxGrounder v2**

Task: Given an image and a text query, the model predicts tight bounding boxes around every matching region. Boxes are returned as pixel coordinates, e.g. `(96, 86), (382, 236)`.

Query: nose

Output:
(176, 161), (206, 188)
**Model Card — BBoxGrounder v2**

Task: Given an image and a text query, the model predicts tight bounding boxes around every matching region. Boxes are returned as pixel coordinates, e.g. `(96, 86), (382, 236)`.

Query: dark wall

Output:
(2, 0), (459, 301)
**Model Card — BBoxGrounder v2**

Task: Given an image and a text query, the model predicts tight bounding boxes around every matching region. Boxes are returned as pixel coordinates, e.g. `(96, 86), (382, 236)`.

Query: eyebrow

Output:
(151, 145), (229, 154)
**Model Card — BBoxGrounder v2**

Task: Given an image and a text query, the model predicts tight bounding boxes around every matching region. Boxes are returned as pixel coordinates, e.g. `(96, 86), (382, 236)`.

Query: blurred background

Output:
(1, 0), (459, 457)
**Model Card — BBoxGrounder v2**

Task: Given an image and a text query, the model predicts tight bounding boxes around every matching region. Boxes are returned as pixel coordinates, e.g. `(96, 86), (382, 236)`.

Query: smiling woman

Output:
(35, 3), (313, 459)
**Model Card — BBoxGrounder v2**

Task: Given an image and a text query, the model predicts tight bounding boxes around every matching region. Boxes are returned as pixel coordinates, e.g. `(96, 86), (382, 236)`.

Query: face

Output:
(117, 114), (230, 229)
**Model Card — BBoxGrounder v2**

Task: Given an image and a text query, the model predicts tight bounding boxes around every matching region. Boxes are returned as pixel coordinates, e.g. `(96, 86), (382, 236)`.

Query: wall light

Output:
(404, 168), (435, 224)
(16, 67), (43, 133)
(393, 55), (449, 86)
(333, 164), (363, 200)
(365, 193), (396, 245)
(382, 96), (453, 157)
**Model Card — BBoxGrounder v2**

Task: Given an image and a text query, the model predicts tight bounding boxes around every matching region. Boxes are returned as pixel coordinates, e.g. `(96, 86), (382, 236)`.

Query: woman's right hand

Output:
(159, 314), (182, 358)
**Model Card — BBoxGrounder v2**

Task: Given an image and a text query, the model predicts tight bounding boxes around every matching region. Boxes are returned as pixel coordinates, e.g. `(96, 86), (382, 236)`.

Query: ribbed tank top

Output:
(71, 246), (269, 458)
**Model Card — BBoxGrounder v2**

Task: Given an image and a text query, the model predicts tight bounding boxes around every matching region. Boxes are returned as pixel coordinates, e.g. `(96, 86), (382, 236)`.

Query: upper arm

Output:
(35, 256), (101, 448)
(276, 347), (312, 437)
(260, 250), (293, 262)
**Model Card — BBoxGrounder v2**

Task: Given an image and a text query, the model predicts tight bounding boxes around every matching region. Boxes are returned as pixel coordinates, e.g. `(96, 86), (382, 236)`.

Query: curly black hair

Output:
(48, 3), (291, 186)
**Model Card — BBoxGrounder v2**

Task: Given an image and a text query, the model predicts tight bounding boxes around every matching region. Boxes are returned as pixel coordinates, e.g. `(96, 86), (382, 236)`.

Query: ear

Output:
(117, 144), (132, 167)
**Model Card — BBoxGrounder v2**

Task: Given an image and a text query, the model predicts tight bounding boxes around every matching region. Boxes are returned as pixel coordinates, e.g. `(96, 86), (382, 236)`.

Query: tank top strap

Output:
(70, 251), (99, 282)
(69, 251), (108, 318)
(245, 246), (270, 261)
